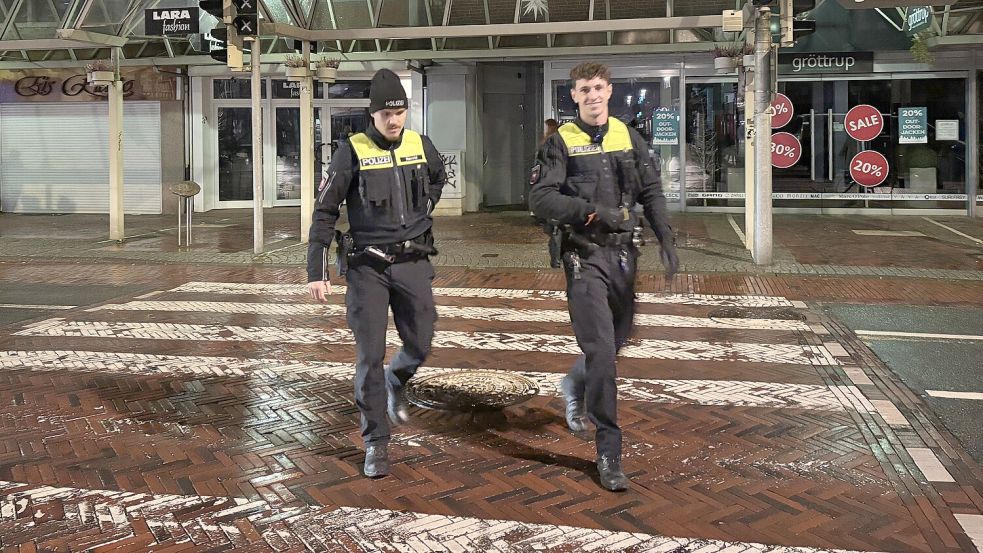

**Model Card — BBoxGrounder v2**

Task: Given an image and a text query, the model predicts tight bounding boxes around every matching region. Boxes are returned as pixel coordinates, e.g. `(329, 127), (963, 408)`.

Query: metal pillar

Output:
(251, 38), (264, 254)
(177, 195), (193, 246)
(967, 67), (979, 217)
(108, 47), (124, 241)
(678, 63), (687, 212)
(743, 27), (755, 251)
(752, 8), (772, 265)
(300, 41), (315, 242)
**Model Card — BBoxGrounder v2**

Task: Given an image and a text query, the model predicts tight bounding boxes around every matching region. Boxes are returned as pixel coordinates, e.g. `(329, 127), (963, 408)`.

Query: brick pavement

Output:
(0, 259), (981, 551)
(1, 210), (981, 281)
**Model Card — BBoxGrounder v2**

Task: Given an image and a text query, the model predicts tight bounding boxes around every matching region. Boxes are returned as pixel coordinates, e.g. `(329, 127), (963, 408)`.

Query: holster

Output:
(335, 230), (355, 277)
(559, 224), (599, 257)
(350, 230), (437, 270)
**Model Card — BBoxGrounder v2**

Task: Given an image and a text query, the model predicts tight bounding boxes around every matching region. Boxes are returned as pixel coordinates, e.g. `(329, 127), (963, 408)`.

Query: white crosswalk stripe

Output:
(15, 319), (835, 365)
(89, 300), (811, 331)
(0, 350), (852, 411)
(170, 281), (804, 308)
(0, 480), (884, 552)
(1, 281), (895, 552)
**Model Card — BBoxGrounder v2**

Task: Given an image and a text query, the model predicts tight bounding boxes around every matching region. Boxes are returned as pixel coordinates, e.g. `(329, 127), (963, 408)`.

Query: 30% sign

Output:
(770, 132), (802, 169)
(849, 150), (889, 187)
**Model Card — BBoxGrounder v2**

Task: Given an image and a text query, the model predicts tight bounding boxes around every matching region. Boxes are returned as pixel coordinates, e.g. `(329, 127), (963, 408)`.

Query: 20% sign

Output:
(849, 150), (889, 187)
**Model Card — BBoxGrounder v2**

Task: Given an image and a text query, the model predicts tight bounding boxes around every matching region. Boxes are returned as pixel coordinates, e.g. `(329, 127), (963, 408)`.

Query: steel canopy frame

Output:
(1, 0), (982, 65)
(261, 15), (723, 42)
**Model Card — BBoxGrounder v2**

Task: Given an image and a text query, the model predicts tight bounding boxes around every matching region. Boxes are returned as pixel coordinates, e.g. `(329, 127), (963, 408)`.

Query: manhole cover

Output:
(709, 307), (806, 321)
(406, 370), (539, 411)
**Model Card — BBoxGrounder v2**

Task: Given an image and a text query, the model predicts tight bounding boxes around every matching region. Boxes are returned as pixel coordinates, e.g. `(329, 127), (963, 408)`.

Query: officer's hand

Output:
(660, 242), (680, 280)
(308, 280), (332, 302)
(590, 207), (627, 231)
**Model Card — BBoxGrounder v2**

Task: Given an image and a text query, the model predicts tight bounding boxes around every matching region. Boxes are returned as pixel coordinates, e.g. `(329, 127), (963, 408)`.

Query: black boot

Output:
(385, 366), (410, 425)
(560, 375), (587, 432)
(596, 455), (629, 492)
(363, 444), (390, 478)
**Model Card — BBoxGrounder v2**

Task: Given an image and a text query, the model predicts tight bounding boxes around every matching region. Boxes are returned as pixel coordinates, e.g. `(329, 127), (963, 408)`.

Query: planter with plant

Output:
(711, 44), (744, 72)
(284, 55), (310, 81)
(315, 57), (340, 82)
(85, 60), (115, 85)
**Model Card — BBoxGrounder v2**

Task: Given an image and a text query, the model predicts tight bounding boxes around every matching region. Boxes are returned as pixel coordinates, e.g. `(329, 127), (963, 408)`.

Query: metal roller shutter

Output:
(0, 102), (161, 214)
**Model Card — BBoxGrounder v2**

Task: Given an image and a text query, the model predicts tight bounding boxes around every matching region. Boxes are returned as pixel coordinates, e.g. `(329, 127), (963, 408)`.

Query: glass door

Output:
(273, 105), (304, 206)
(217, 106), (254, 203)
(273, 103), (369, 205)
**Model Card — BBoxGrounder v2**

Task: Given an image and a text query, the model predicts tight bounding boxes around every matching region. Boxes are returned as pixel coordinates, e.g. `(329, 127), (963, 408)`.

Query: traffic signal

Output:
(779, 0), (816, 47)
(232, 0), (258, 37)
(198, 0), (225, 22)
(200, 0), (244, 69)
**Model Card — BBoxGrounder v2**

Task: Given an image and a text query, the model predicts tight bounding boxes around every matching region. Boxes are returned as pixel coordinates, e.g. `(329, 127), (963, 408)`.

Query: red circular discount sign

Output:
(770, 93), (794, 129)
(850, 150), (889, 187)
(844, 104), (883, 142)
(771, 132), (802, 169)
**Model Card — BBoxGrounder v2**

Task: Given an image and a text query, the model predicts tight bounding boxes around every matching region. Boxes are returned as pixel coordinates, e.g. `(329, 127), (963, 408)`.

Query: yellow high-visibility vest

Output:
(349, 130), (428, 170)
(556, 118), (633, 157)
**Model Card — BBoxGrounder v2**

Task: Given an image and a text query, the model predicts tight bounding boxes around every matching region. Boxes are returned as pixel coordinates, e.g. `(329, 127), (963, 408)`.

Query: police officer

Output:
(529, 62), (679, 492)
(307, 69), (446, 478)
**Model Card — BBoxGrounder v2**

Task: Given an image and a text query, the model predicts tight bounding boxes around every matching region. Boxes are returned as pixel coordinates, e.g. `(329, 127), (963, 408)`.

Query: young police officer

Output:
(307, 69), (446, 478)
(529, 62), (679, 492)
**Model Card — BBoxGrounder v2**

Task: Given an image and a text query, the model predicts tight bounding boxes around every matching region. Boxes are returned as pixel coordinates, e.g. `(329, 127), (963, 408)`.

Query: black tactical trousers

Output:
(563, 245), (638, 458)
(345, 257), (436, 446)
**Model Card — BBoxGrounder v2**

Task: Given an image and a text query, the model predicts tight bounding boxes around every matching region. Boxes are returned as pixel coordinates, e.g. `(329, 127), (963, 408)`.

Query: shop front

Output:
(546, 51), (979, 217)
(685, 51), (974, 214)
(208, 77), (371, 209)
(0, 67), (181, 215)
(190, 66), (413, 213)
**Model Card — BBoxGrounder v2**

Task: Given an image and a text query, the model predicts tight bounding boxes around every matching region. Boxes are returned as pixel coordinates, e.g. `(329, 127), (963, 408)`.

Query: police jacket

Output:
(306, 124), (446, 282)
(528, 117), (672, 245)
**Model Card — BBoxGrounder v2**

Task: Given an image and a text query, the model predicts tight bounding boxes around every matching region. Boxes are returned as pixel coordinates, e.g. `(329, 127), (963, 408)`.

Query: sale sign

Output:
(845, 104), (884, 142)
(850, 150), (889, 187)
(771, 132), (802, 168)
(770, 93), (794, 129)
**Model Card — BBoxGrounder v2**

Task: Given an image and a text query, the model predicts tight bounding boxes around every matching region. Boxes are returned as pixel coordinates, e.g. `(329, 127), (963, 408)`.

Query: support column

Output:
(108, 47), (124, 241)
(743, 28), (755, 252)
(251, 38), (264, 255)
(300, 41), (315, 242)
(967, 67), (979, 217)
(752, 8), (773, 265)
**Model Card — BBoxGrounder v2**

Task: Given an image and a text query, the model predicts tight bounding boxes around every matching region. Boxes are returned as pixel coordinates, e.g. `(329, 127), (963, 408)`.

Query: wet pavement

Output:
(0, 210), (981, 551)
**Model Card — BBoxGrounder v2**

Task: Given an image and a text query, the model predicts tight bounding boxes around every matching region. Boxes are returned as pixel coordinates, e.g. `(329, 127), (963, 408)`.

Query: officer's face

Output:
(372, 108), (407, 142)
(571, 77), (612, 122)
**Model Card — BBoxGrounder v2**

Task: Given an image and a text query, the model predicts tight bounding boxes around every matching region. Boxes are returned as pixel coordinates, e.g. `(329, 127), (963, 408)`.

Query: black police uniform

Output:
(529, 116), (677, 462)
(307, 122), (446, 448)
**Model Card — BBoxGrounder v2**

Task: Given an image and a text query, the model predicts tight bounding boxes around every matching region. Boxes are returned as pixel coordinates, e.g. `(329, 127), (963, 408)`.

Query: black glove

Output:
(660, 241), (680, 280)
(591, 207), (628, 231)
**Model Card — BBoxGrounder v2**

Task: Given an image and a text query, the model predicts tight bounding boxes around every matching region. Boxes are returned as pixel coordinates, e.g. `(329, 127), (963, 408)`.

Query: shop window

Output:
(213, 78), (266, 99)
(552, 77), (682, 200)
(271, 79), (324, 99)
(327, 80), (371, 99)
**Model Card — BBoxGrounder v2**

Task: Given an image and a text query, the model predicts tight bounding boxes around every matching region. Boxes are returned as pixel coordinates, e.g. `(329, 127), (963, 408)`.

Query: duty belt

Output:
(588, 231), (633, 247)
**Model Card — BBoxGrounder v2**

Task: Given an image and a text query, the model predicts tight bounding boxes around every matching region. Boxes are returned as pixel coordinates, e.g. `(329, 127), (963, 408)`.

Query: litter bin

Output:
(169, 181), (201, 246)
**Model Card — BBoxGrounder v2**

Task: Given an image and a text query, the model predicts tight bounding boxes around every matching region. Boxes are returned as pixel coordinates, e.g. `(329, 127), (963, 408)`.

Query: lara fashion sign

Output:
(0, 68), (177, 102)
(144, 7), (199, 36)
(778, 52), (873, 75)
